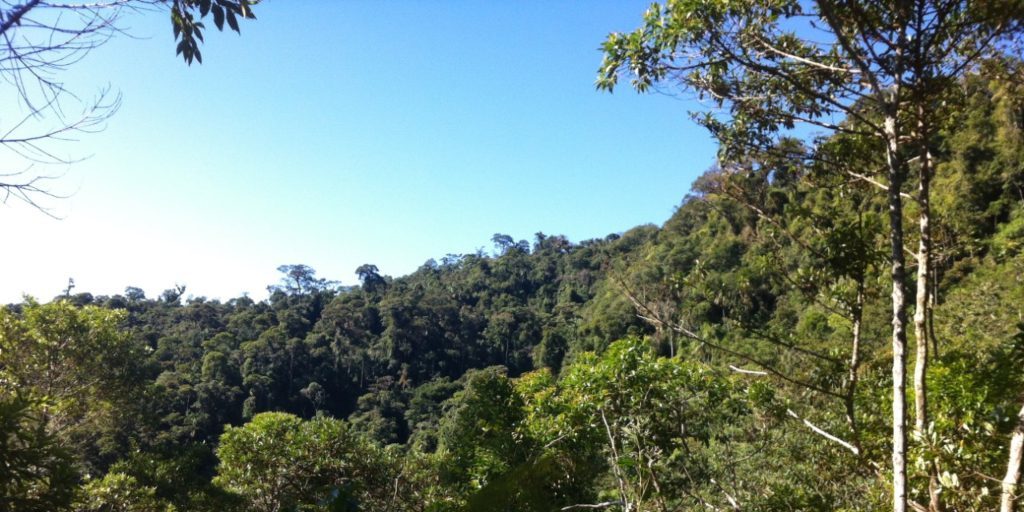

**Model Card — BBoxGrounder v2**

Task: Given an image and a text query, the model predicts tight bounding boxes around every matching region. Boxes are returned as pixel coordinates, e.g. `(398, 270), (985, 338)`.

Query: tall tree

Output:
(356, 264), (387, 294)
(268, 264), (337, 295)
(598, 2), (1024, 510)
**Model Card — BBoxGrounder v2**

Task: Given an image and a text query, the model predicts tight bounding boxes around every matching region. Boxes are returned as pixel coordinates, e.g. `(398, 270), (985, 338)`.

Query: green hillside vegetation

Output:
(2, 64), (1023, 511)
(5, 0), (1024, 507)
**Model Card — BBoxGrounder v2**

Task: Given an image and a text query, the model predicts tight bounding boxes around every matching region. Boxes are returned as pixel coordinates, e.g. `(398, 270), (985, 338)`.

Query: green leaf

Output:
(212, 5), (225, 30)
(226, 10), (240, 33)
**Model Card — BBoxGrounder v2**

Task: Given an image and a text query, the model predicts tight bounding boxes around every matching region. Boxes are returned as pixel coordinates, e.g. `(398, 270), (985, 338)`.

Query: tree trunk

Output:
(914, 130), (941, 511)
(928, 263), (939, 358)
(1001, 402), (1024, 512)
(885, 113), (909, 512)
(914, 146), (931, 435)
(846, 283), (865, 455)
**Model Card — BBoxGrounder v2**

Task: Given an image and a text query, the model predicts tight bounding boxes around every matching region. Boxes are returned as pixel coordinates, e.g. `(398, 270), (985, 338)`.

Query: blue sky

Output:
(1, 1), (716, 303)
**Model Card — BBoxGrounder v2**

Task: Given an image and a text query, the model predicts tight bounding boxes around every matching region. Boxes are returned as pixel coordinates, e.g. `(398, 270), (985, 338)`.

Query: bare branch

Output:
(752, 35), (858, 75)
(561, 502), (626, 511)
(786, 408), (861, 455)
(728, 365), (768, 376)
(0, 0), (254, 213)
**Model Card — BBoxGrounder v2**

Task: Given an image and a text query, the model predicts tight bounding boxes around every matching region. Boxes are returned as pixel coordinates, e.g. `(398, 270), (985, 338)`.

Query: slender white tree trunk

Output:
(1001, 402), (1024, 512)
(914, 132), (941, 511)
(914, 148), (931, 436)
(846, 284), (864, 454)
(885, 113), (909, 512)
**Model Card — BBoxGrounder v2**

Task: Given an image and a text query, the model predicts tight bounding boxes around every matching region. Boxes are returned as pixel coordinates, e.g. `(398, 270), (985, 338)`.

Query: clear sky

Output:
(0, 1), (716, 303)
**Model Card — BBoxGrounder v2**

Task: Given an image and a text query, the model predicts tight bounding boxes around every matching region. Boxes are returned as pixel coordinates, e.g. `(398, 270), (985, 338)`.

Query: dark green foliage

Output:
(437, 367), (528, 491)
(3, 55), (1024, 512)
(0, 392), (77, 511)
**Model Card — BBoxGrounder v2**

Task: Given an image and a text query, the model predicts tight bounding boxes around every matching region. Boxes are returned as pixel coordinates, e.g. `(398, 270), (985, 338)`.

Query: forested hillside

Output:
(3, 63), (1024, 511)
(5, 0), (1024, 509)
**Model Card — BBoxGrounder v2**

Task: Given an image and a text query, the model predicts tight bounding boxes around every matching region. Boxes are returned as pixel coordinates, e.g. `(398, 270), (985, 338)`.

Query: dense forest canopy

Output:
(3, 1), (1024, 512)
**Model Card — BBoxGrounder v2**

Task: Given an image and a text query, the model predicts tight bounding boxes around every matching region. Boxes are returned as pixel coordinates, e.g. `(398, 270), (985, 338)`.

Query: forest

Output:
(3, 1), (1024, 512)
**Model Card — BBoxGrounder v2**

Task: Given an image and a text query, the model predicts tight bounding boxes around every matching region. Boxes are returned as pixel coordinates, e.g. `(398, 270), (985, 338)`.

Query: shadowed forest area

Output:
(4, 1), (1024, 511)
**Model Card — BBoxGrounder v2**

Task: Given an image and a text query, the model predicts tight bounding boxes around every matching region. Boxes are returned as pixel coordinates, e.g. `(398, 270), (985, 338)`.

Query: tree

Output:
(0, 390), (77, 512)
(355, 264), (387, 294)
(491, 233), (514, 253)
(598, 3), (1024, 510)
(437, 367), (528, 494)
(268, 264), (337, 295)
(213, 411), (377, 512)
(559, 338), (760, 511)
(512, 338), (783, 511)
(625, 159), (883, 459)
(435, 366), (582, 511)
(74, 473), (176, 512)
(124, 287), (146, 302)
(0, 0), (258, 212)
(0, 300), (146, 471)
(161, 284), (187, 304)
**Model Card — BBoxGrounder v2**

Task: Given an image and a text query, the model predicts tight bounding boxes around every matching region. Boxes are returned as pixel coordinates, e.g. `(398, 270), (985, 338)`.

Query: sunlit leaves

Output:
(214, 412), (372, 512)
